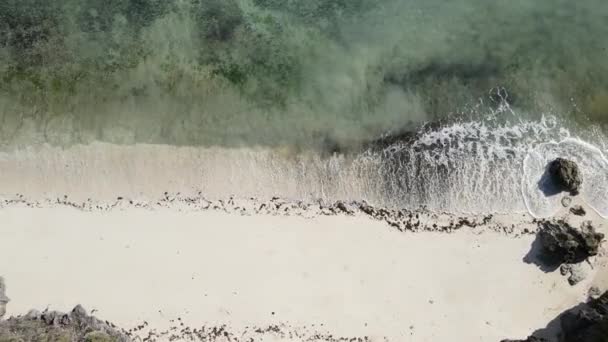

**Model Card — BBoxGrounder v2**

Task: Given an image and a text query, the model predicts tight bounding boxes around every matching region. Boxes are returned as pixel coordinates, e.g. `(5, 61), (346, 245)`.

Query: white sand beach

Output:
(1, 204), (605, 341)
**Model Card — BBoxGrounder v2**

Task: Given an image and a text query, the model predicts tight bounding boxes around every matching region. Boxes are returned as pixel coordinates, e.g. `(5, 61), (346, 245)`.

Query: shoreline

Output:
(0, 140), (540, 214)
(1, 193), (537, 235)
(1, 192), (605, 234)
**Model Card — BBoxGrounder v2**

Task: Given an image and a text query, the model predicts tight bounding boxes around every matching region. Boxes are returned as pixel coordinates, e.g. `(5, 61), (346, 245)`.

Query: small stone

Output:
(567, 264), (587, 286)
(71, 305), (88, 319)
(570, 205), (586, 216)
(334, 201), (355, 215)
(559, 263), (588, 286)
(588, 286), (602, 299)
(562, 196), (572, 207)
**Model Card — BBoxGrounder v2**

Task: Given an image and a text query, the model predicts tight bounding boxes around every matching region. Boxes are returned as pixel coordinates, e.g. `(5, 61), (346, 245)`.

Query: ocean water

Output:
(0, 0), (607, 215)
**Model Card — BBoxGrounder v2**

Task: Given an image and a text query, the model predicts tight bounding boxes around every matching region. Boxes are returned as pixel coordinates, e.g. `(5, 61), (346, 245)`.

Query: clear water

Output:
(0, 0), (607, 214)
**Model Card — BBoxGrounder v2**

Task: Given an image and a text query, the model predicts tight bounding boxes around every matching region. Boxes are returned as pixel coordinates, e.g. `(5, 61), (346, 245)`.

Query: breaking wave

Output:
(1, 107), (605, 215)
(0, 0), (607, 214)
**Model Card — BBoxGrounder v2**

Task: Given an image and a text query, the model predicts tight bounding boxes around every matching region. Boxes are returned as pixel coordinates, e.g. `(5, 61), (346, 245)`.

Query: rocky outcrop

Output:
(537, 220), (604, 265)
(559, 291), (608, 342)
(502, 291), (608, 342)
(549, 158), (583, 195)
(0, 305), (128, 342)
(0, 277), (8, 319)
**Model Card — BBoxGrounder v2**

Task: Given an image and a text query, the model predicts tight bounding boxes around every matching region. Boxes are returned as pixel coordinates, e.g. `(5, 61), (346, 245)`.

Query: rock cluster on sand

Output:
(0, 304), (128, 342)
(549, 158), (583, 195)
(533, 220), (604, 285)
(0, 277), (8, 319)
(537, 220), (604, 265)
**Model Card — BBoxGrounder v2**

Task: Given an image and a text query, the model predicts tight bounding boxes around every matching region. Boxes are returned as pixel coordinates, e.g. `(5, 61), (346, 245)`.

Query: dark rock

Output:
(333, 201), (355, 215)
(41, 311), (63, 326)
(560, 264), (587, 285)
(501, 337), (548, 342)
(537, 220), (604, 265)
(0, 305), (128, 341)
(549, 158), (583, 195)
(71, 304), (88, 319)
(504, 291), (608, 342)
(560, 291), (608, 342)
(570, 205), (587, 216)
(358, 202), (376, 216)
(0, 277), (8, 319)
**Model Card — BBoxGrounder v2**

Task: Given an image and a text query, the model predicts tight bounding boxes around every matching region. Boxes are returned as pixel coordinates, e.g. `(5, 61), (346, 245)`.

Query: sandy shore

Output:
(1, 202), (605, 341)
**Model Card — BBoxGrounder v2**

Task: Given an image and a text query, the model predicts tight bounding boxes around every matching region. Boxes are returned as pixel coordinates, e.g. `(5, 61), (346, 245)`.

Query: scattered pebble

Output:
(0, 194), (532, 236)
(570, 205), (586, 216)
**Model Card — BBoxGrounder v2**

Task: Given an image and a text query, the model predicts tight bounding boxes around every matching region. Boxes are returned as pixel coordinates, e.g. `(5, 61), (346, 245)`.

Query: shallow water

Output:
(0, 0), (607, 214)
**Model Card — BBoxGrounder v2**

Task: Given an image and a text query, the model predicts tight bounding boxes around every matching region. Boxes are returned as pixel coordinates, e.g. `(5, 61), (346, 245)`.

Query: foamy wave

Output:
(522, 138), (608, 218)
(364, 115), (573, 212)
(2, 115), (604, 214)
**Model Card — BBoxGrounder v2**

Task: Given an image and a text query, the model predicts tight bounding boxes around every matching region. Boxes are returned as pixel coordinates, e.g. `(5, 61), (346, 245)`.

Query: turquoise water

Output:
(0, 0), (607, 148)
(0, 0), (607, 214)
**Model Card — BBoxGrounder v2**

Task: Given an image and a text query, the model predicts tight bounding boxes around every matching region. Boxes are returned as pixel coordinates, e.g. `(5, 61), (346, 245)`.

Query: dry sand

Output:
(1, 203), (606, 341)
